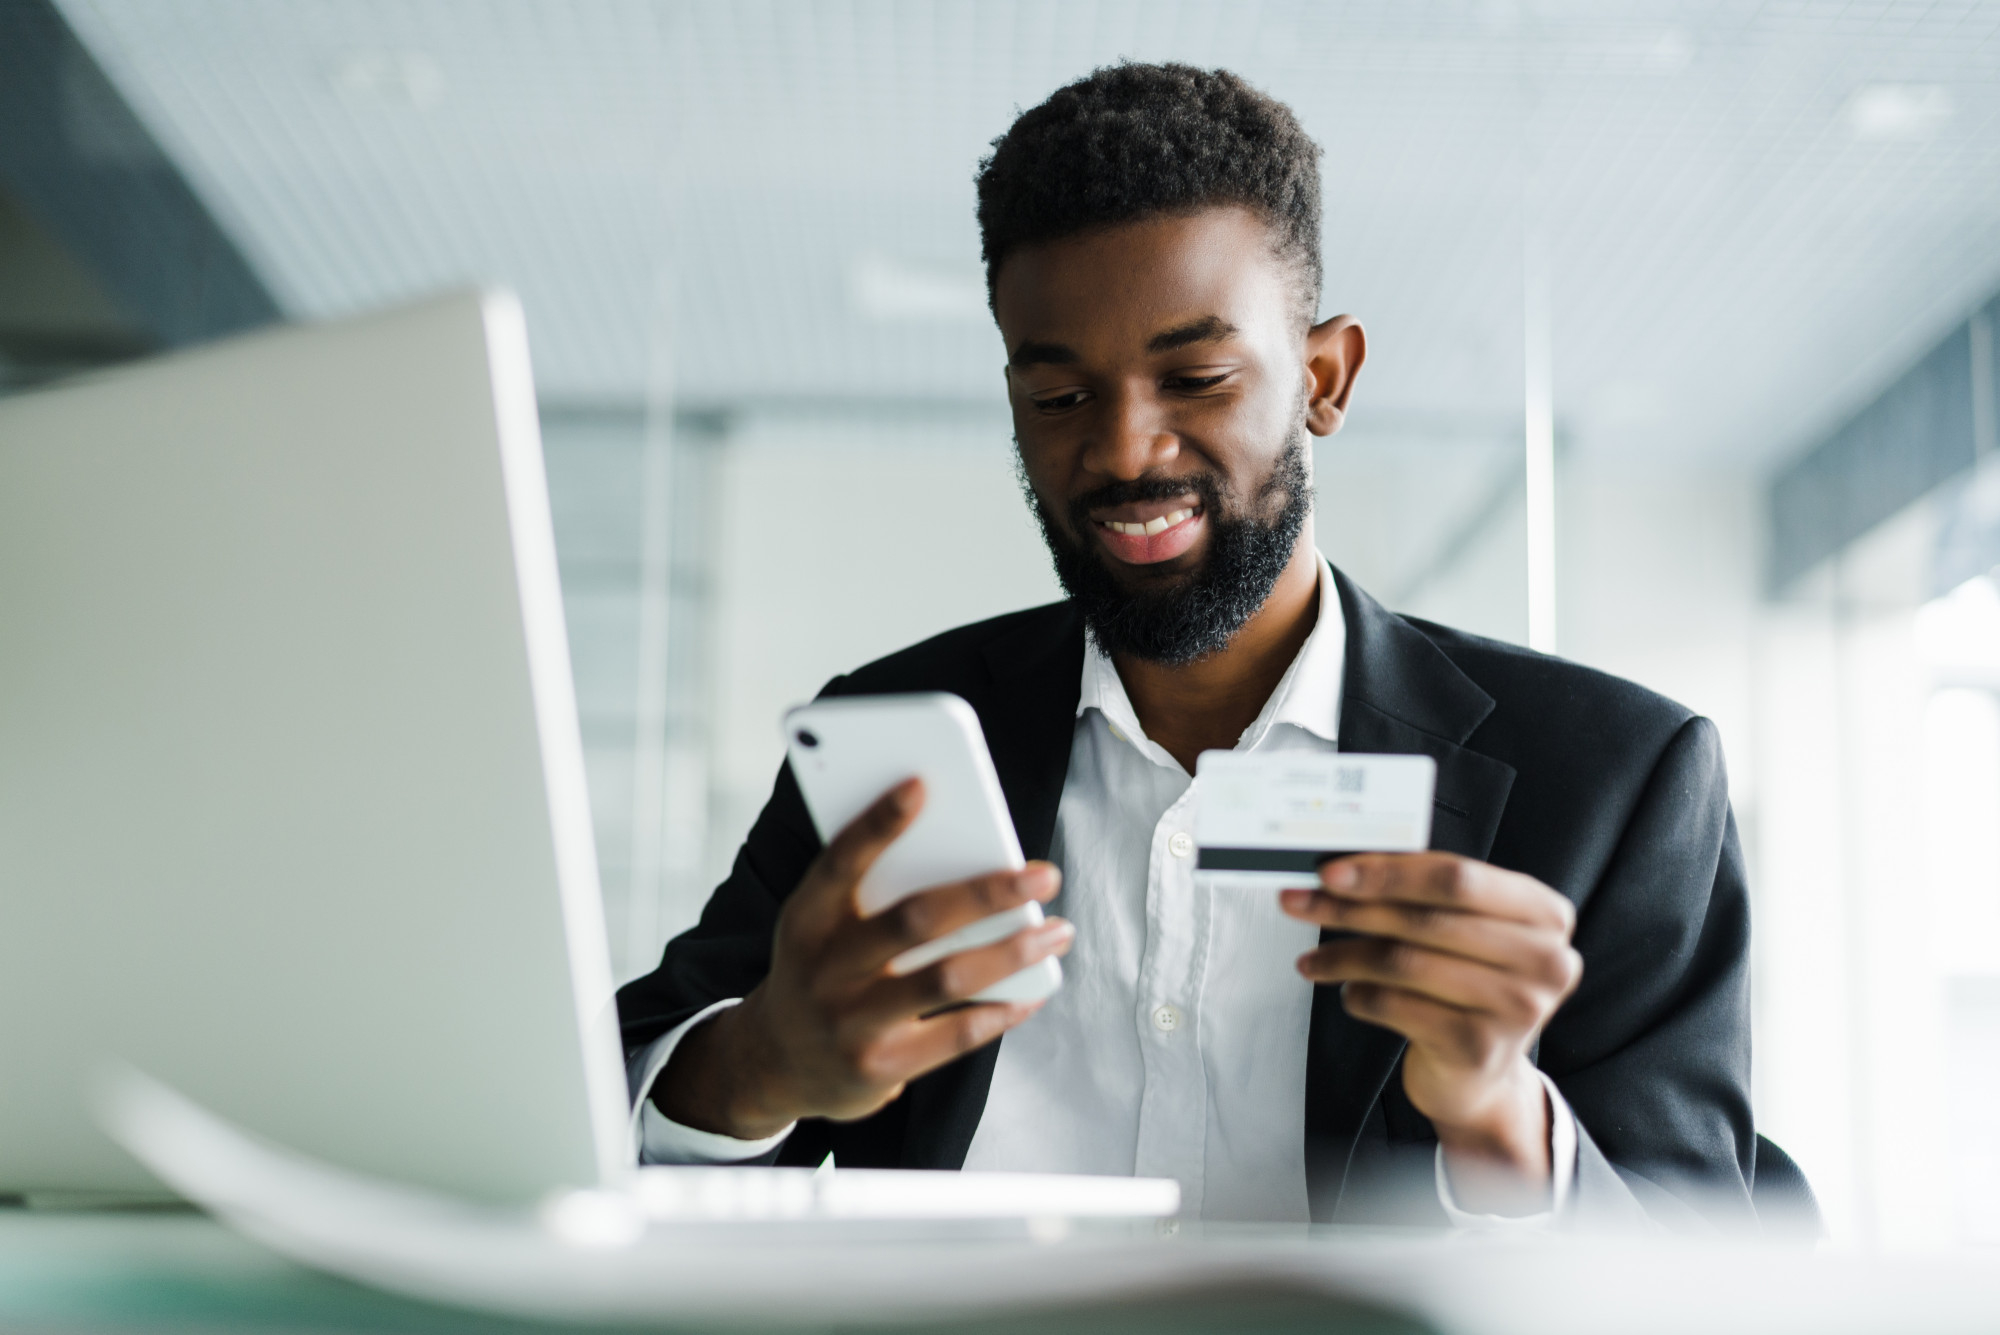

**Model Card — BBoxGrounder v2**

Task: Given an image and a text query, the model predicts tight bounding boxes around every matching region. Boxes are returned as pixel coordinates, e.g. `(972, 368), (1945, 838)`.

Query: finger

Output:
(1298, 936), (1556, 1026)
(1338, 983), (1499, 1066)
(1279, 889), (1580, 981)
(830, 863), (1062, 980)
(854, 999), (1045, 1090)
(848, 918), (1074, 1026)
(790, 778), (924, 934)
(1313, 854), (1575, 932)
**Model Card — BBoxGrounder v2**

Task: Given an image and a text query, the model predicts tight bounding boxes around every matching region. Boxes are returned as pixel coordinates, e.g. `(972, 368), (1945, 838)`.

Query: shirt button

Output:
(1151, 1003), (1183, 1033)
(1167, 831), (1194, 859)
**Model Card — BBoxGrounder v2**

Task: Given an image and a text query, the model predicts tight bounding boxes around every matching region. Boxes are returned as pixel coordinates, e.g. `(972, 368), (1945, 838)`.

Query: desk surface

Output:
(0, 1209), (1430, 1335)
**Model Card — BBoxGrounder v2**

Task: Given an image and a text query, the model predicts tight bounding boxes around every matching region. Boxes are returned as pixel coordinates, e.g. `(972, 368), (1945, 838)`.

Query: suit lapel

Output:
(884, 580), (1520, 1193)
(896, 604), (1084, 1169)
(976, 604), (1086, 864)
(1306, 569), (1517, 1220)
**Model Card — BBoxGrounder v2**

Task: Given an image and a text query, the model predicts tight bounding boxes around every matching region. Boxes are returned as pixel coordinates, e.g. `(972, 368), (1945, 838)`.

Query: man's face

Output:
(994, 207), (1348, 664)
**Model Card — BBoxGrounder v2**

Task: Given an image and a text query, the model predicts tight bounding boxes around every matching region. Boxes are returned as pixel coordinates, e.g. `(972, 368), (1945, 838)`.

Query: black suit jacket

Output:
(617, 568), (1756, 1229)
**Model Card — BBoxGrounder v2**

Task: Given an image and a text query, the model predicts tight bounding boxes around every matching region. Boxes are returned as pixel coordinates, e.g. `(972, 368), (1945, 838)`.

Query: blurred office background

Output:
(6, 0), (2000, 1251)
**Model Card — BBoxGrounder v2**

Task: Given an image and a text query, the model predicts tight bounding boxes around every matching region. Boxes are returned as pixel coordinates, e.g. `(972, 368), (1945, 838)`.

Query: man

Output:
(616, 63), (1752, 1228)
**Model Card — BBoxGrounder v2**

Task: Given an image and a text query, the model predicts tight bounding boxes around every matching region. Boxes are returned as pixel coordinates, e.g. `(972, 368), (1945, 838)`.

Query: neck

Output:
(1111, 530), (1323, 774)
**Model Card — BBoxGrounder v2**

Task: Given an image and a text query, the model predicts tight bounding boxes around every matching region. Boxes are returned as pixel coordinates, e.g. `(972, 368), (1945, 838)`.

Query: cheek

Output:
(1011, 438), (1067, 517)
(1013, 422), (1078, 492)
(1193, 382), (1298, 482)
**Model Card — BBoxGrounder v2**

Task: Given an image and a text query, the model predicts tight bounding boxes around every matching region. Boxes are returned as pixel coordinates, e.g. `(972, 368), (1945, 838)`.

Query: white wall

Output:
(697, 412), (1062, 923)
(1313, 426), (1526, 645)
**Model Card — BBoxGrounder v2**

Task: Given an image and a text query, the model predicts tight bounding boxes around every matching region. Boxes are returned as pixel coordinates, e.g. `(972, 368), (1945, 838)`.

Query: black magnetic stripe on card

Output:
(1196, 847), (1343, 873)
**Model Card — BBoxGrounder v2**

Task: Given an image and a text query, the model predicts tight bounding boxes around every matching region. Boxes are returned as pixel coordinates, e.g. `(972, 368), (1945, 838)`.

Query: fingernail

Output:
(1023, 863), (1060, 897)
(1323, 861), (1358, 891)
(1279, 888), (1311, 912)
(1041, 918), (1075, 945)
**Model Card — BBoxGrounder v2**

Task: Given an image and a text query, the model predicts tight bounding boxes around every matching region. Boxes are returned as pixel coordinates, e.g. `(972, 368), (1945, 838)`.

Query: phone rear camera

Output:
(795, 729), (819, 749)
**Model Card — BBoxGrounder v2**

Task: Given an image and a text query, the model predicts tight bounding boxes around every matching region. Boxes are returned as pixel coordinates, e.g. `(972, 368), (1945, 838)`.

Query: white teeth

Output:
(1105, 508), (1195, 538)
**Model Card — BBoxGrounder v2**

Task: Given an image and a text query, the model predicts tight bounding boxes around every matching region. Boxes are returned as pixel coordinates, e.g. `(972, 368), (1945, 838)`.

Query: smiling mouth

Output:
(1088, 499), (1206, 566)
(1100, 507), (1197, 537)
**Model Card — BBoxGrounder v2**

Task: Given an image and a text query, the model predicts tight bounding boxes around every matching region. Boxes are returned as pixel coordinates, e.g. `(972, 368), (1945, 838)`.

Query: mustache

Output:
(1064, 472), (1226, 528)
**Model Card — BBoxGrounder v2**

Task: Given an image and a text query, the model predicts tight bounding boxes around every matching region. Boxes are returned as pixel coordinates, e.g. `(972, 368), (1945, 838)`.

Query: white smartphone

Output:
(782, 692), (1063, 1005)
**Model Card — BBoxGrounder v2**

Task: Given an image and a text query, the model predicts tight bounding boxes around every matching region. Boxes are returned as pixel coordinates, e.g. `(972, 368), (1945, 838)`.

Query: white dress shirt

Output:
(632, 556), (1577, 1224)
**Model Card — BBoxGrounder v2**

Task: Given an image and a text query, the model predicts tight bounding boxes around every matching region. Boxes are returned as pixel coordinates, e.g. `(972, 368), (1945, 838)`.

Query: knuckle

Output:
(1380, 941), (1420, 978)
(1533, 941), (1571, 989)
(831, 1026), (871, 1071)
(926, 963), (960, 1004)
(1401, 903), (1442, 935)
(1561, 946), (1585, 993)
(1554, 895), (1578, 935)
(1426, 859), (1464, 902)
(889, 897), (932, 944)
(976, 873), (1017, 909)
(852, 1042), (900, 1087)
(1444, 859), (1476, 900)
(821, 843), (863, 884)
(953, 1008), (1004, 1050)
(1499, 982), (1541, 1025)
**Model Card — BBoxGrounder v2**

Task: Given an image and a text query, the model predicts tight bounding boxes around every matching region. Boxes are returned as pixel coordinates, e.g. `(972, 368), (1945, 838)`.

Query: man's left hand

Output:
(1280, 853), (1582, 1213)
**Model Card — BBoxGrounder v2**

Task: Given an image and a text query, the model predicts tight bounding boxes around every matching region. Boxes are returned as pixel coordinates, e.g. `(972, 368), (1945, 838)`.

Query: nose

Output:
(1081, 384), (1179, 481)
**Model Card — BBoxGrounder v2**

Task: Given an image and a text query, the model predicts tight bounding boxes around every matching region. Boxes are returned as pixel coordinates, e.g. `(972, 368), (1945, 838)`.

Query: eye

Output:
(1166, 373), (1230, 392)
(1032, 390), (1089, 412)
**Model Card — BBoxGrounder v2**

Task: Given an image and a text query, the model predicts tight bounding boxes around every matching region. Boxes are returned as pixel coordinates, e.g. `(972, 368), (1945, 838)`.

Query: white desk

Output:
(8, 1206), (2000, 1335)
(0, 1208), (1424, 1335)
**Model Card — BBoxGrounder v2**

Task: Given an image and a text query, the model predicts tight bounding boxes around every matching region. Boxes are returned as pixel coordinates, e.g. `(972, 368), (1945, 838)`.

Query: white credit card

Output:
(1194, 751), (1437, 887)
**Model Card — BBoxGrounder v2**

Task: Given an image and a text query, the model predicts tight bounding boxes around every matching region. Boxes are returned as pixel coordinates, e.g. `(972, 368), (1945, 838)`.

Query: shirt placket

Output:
(1131, 782), (1210, 1215)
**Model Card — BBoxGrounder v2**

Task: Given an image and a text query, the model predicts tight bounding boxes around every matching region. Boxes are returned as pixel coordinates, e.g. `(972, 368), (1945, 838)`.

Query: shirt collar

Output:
(1077, 555), (1346, 763)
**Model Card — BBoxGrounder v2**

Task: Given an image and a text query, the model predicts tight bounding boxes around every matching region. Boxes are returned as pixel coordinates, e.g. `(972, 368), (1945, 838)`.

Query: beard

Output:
(1022, 424), (1312, 667)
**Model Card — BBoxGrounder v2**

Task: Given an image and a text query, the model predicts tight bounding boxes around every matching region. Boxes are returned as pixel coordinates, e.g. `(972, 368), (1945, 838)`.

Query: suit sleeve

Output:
(1541, 715), (1757, 1231)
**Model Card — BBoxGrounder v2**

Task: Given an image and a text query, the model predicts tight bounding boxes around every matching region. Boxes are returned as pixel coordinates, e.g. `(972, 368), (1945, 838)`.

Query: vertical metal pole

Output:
(1518, 11), (1557, 655)
(1970, 307), (1996, 461)
(627, 264), (675, 980)
(1523, 236), (1557, 654)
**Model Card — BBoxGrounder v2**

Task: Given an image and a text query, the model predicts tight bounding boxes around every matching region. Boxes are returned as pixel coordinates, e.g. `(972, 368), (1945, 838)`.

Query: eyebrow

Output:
(1008, 340), (1077, 369)
(1010, 316), (1241, 369)
(1147, 315), (1239, 353)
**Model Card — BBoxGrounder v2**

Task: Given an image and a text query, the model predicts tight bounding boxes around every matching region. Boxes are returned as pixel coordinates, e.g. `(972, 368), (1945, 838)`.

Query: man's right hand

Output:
(652, 777), (1072, 1141)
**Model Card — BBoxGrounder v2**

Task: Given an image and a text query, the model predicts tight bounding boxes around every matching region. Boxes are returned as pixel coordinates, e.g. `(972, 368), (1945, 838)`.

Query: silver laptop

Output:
(0, 291), (631, 1204)
(0, 292), (1177, 1234)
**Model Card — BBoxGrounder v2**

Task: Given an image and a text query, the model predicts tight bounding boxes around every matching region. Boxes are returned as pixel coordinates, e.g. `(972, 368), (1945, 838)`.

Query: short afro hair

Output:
(975, 62), (1323, 324)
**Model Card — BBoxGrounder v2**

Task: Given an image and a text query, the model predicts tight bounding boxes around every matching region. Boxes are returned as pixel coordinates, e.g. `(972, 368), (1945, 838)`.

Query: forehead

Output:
(992, 206), (1297, 354)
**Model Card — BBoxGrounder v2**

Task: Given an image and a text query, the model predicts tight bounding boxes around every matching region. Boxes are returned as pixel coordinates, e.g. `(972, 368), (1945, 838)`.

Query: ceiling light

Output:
(1845, 84), (1952, 141)
(332, 52), (446, 111)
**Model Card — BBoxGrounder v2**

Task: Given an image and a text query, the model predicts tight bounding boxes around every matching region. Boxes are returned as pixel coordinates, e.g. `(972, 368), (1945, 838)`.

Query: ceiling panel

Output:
(51, 0), (2000, 468)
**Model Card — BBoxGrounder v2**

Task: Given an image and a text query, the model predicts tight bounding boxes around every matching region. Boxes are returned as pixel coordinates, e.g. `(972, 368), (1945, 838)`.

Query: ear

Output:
(1303, 315), (1367, 437)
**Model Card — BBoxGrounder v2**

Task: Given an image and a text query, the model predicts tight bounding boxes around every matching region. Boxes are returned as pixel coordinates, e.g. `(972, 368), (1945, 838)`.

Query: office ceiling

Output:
(52, 0), (2000, 470)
